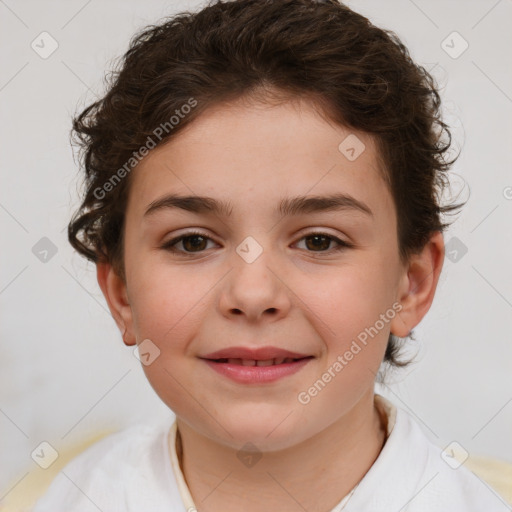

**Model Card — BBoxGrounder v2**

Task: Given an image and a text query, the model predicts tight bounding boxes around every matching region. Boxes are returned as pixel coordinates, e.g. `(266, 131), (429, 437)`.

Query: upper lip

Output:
(200, 346), (312, 360)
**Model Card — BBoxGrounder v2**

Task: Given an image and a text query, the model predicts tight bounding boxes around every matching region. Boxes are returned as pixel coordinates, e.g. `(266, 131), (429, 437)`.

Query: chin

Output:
(216, 410), (307, 452)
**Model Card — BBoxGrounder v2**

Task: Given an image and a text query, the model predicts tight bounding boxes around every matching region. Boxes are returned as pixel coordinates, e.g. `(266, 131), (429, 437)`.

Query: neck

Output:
(174, 389), (387, 512)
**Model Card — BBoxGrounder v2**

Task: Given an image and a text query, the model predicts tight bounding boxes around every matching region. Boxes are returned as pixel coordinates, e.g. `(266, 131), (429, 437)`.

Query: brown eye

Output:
(296, 232), (352, 253)
(161, 230), (352, 257)
(161, 231), (215, 254)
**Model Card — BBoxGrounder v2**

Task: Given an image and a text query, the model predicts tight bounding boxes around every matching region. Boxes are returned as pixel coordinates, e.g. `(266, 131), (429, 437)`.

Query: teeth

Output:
(255, 359), (275, 367)
(222, 357), (299, 366)
(226, 358), (256, 366)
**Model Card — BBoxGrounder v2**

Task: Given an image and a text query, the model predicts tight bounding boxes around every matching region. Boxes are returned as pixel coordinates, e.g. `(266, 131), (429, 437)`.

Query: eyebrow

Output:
(143, 193), (373, 219)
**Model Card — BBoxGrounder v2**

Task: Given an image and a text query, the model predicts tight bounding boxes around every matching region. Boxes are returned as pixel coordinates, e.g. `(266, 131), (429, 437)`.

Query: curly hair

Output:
(68, 0), (464, 368)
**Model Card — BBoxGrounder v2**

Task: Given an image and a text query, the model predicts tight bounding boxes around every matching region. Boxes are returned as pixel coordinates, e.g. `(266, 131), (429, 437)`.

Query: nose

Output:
(218, 249), (292, 324)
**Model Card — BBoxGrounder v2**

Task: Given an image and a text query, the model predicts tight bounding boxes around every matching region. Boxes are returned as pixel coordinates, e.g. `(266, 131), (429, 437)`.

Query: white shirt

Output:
(32, 395), (510, 511)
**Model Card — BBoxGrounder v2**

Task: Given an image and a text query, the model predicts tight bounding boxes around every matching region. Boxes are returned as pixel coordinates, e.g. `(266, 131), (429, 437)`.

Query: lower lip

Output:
(202, 357), (313, 384)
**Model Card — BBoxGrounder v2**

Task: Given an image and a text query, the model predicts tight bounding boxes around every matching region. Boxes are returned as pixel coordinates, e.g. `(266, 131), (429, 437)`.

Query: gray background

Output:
(1, 0), (511, 500)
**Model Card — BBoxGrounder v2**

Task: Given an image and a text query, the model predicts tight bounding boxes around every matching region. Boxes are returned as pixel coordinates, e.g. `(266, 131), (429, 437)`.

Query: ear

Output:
(390, 231), (445, 338)
(96, 262), (136, 346)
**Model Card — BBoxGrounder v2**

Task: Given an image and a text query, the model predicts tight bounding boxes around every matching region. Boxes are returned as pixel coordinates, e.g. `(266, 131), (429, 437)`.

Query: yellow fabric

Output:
(0, 430), (114, 512)
(463, 455), (512, 505)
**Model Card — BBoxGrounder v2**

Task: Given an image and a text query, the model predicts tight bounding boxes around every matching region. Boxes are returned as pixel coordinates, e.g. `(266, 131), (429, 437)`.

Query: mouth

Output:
(199, 346), (315, 384)
(199, 350), (315, 384)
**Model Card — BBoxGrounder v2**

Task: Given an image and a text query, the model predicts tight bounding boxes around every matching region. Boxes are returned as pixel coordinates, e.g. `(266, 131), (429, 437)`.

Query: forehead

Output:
(126, 98), (394, 224)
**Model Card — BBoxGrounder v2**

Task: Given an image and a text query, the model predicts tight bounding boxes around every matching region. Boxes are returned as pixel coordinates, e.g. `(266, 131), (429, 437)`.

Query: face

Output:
(108, 97), (415, 451)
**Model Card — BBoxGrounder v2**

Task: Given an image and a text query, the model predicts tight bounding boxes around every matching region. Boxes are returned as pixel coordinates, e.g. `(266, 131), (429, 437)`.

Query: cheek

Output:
(293, 256), (397, 373)
(127, 258), (220, 354)
(127, 265), (206, 412)
(307, 262), (395, 330)
(298, 269), (392, 406)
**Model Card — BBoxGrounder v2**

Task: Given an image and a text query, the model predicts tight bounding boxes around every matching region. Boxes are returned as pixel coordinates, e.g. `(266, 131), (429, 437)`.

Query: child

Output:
(32, 0), (509, 510)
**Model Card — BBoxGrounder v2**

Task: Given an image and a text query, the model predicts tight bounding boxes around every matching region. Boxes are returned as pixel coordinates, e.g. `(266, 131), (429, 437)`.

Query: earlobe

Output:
(390, 231), (445, 338)
(96, 262), (137, 346)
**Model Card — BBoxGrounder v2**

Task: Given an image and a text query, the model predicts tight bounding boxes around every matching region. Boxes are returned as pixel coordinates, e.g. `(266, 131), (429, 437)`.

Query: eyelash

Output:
(160, 230), (353, 256)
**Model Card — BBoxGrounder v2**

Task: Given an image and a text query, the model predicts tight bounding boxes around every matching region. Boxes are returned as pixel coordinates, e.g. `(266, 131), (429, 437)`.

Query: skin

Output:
(97, 94), (444, 512)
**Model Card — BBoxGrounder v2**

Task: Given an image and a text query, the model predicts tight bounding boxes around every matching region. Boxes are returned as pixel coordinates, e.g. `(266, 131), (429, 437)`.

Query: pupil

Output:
(306, 235), (329, 251)
(184, 235), (206, 251)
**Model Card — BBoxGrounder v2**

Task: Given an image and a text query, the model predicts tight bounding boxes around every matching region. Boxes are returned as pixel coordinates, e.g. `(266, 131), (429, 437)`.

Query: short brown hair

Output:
(68, 0), (464, 368)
